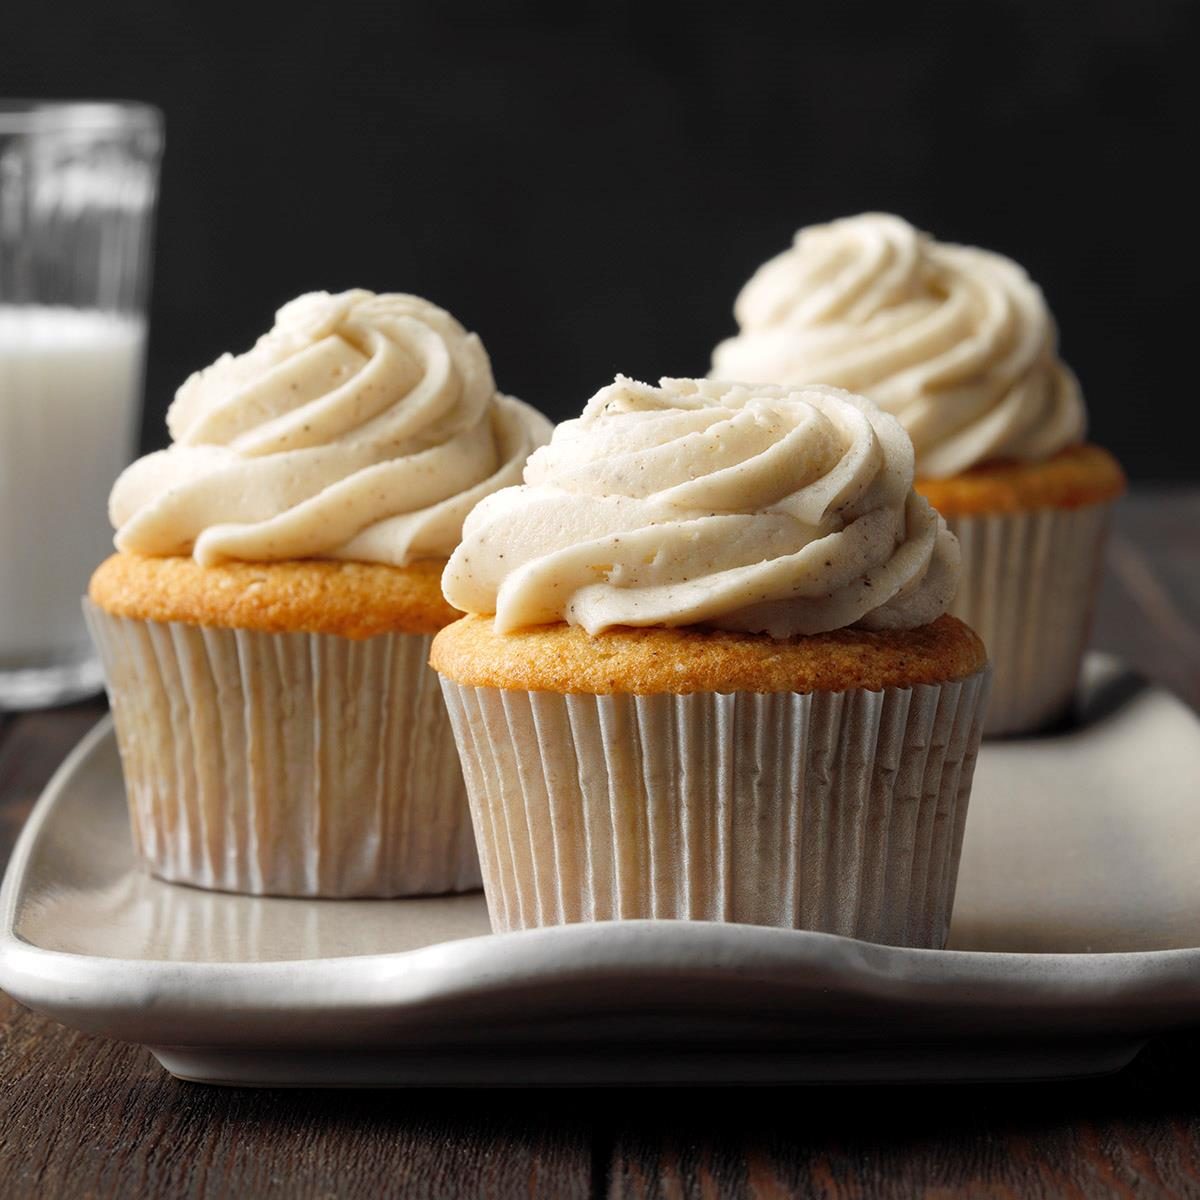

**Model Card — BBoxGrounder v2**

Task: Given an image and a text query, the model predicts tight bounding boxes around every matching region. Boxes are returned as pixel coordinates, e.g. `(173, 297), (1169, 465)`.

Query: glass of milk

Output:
(0, 102), (162, 709)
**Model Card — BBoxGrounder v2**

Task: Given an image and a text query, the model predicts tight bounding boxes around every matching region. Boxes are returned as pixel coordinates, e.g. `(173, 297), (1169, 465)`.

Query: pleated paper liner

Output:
(440, 667), (990, 949)
(85, 603), (481, 898)
(947, 501), (1112, 736)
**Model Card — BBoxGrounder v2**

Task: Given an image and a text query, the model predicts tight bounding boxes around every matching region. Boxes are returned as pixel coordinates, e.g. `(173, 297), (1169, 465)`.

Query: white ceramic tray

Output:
(2, 656), (1199, 1087)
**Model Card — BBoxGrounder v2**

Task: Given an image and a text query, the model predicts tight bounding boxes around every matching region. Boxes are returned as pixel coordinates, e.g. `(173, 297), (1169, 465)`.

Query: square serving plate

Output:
(2, 656), (1199, 1087)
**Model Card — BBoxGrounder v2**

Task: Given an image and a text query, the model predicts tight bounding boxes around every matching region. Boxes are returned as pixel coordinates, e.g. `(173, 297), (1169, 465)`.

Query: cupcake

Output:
(431, 377), (990, 948)
(86, 289), (551, 897)
(712, 213), (1125, 734)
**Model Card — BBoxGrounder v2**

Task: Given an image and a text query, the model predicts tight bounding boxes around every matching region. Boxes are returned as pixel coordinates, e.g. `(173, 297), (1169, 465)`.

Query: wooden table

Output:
(3, 491), (1198, 1199)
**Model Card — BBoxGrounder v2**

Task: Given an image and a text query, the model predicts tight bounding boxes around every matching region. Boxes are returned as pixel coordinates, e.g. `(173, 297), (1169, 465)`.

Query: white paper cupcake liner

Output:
(438, 668), (990, 948)
(85, 603), (481, 898)
(945, 502), (1113, 736)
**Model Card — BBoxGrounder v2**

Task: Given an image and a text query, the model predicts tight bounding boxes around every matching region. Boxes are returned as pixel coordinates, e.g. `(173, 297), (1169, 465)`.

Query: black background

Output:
(6, 1), (1195, 479)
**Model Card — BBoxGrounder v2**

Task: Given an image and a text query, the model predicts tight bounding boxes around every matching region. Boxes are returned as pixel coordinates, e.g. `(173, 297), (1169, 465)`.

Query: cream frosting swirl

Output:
(711, 213), (1086, 478)
(110, 290), (552, 566)
(442, 376), (959, 637)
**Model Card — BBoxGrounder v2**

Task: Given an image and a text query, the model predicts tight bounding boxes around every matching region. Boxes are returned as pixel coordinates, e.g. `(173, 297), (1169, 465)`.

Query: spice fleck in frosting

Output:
(441, 376), (960, 638)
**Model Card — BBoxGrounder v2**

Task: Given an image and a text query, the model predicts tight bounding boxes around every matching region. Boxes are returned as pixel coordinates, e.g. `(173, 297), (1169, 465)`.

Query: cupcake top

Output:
(710, 213), (1086, 479)
(110, 290), (552, 566)
(441, 376), (959, 638)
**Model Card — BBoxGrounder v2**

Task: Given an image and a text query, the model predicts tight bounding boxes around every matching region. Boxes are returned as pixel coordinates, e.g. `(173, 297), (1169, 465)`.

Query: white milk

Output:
(0, 307), (144, 667)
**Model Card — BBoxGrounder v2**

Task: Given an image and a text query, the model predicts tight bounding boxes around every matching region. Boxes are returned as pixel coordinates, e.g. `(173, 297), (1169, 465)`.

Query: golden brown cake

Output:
(915, 444), (1126, 517)
(90, 552), (459, 639)
(431, 612), (986, 696)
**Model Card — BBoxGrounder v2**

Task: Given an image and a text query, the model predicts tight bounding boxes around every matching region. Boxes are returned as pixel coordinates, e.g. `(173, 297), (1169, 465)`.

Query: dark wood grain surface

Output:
(2, 489), (1198, 1200)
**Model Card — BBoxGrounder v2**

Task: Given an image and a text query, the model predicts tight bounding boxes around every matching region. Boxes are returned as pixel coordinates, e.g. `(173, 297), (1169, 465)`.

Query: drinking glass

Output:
(0, 101), (162, 709)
